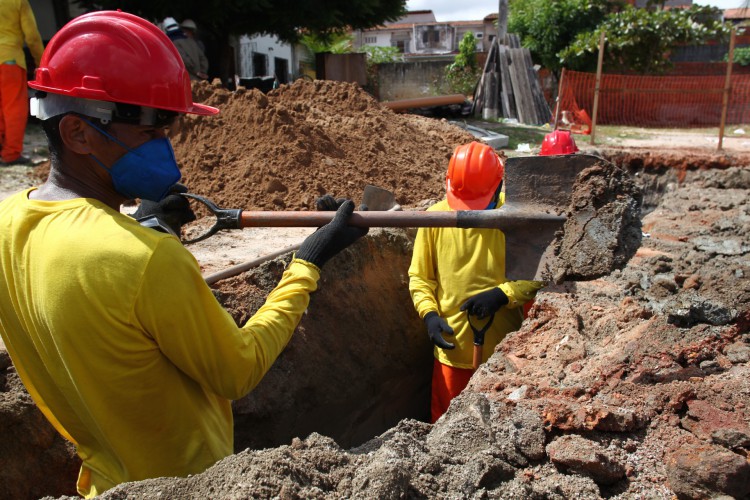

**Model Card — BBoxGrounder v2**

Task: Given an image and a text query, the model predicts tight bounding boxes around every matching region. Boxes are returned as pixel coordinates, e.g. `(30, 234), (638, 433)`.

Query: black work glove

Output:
(132, 183), (196, 235)
(316, 194), (369, 212)
(460, 287), (509, 319)
(424, 311), (455, 350)
(295, 198), (368, 269)
(316, 194), (345, 211)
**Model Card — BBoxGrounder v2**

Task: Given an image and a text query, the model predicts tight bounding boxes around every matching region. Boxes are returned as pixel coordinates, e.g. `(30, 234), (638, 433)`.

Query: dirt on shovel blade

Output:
(547, 159), (643, 283)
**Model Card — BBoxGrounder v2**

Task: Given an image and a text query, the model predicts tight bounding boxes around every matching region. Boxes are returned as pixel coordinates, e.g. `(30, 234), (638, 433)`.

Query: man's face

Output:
(88, 120), (171, 167)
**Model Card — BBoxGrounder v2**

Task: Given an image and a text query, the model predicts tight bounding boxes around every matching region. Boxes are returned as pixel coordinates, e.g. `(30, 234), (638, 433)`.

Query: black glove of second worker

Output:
(132, 183), (196, 235)
(460, 287), (509, 319)
(424, 311), (455, 350)
(295, 198), (368, 269)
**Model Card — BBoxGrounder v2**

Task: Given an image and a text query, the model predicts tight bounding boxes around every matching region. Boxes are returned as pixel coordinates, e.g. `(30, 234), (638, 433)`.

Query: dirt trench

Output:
(0, 81), (748, 499)
(7, 162), (743, 500)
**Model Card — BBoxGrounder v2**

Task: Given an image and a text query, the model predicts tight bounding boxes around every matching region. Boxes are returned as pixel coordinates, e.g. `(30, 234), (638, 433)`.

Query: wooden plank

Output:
(509, 48), (535, 124)
(498, 45), (516, 120)
(474, 40), (498, 117)
(523, 48), (552, 124)
(483, 70), (499, 120)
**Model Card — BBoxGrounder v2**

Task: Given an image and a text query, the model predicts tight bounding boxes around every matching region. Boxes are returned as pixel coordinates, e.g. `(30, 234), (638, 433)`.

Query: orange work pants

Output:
(430, 301), (535, 423)
(430, 358), (473, 423)
(0, 63), (29, 163)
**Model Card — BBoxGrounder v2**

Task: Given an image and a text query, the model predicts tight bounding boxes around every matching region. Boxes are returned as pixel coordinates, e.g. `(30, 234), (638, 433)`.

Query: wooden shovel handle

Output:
(239, 209), (564, 229)
(473, 344), (482, 371)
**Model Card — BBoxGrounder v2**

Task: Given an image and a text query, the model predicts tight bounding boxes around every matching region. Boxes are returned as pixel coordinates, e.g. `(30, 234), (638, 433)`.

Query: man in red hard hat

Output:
(0, 11), (366, 497)
(408, 141), (544, 423)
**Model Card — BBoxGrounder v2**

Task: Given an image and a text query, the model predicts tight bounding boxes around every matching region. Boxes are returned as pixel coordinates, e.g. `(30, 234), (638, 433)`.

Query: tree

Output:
(73, 0), (406, 85)
(360, 46), (402, 65)
(559, 5), (729, 74)
(508, 0), (619, 76)
(300, 33), (355, 55)
(443, 31), (480, 96)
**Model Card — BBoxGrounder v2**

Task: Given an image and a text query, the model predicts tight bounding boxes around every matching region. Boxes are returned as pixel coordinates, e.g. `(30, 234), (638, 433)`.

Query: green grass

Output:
(461, 118), (750, 154)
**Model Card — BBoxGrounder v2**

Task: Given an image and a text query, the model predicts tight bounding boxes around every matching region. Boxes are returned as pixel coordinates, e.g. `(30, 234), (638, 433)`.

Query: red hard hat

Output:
(445, 142), (504, 210)
(29, 10), (218, 116)
(540, 130), (579, 156)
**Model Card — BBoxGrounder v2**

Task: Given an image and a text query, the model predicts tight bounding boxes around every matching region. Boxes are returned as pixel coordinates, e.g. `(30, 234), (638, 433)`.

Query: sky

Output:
(404, 0), (746, 22)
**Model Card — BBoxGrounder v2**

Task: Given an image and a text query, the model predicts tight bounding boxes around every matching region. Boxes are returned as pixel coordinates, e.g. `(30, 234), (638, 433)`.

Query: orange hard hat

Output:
(445, 142), (504, 210)
(29, 10), (217, 116)
(540, 130), (579, 156)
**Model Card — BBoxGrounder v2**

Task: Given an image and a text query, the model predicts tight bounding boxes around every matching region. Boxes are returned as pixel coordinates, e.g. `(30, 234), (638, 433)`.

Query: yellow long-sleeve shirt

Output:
(0, 189), (318, 497)
(0, 0), (44, 69)
(408, 197), (543, 369)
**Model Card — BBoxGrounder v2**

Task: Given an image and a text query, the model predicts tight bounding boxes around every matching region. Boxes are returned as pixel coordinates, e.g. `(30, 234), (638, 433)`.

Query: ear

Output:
(59, 114), (97, 155)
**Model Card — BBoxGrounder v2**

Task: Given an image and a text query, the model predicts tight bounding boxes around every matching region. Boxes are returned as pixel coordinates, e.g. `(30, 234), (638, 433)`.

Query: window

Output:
(364, 36), (377, 44)
(422, 29), (440, 44)
(274, 57), (288, 84)
(252, 52), (268, 77)
(476, 33), (484, 39)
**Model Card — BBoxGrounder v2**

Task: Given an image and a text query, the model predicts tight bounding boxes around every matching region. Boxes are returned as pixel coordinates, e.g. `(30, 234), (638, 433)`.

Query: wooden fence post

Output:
(590, 31), (606, 145)
(553, 68), (566, 130)
(718, 27), (736, 152)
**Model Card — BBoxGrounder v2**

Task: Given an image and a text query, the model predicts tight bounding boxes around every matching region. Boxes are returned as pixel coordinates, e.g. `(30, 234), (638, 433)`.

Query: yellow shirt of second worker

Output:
(408, 197), (542, 369)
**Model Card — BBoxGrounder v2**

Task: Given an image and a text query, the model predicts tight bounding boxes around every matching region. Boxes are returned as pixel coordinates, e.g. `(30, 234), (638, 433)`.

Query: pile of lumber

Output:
(472, 34), (551, 125)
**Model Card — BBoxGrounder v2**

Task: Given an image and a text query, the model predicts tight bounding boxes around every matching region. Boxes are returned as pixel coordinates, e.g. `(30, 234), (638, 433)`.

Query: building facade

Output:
(352, 10), (497, 59)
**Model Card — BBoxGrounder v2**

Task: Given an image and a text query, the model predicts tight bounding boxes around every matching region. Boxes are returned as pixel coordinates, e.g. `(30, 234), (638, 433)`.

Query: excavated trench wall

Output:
(218, 228), (432, 451)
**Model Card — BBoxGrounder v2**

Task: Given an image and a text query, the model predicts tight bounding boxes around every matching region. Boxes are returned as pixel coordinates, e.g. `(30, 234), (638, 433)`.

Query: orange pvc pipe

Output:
(382, 94), (467, 112)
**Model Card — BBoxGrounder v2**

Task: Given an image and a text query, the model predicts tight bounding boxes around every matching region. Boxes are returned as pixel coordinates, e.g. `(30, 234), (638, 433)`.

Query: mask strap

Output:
(82, 118), (132, 152)
(82, 117), (133, 174)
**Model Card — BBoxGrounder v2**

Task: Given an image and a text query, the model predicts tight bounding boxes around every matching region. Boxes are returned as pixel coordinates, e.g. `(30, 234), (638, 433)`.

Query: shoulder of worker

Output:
(426, 199), (451, 212)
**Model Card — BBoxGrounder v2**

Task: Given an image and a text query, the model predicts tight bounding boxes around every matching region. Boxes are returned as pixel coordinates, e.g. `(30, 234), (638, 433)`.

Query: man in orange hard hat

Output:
(408, 141), (544, 423)
(0, 11), (366, 497)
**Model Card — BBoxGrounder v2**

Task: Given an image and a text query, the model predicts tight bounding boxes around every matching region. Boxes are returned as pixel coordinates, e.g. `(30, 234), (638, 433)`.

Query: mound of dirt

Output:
(171, 79), (476, 211)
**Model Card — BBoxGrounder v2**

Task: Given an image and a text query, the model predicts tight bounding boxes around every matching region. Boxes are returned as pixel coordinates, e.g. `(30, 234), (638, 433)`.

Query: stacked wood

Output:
(472, 34), (552, 125)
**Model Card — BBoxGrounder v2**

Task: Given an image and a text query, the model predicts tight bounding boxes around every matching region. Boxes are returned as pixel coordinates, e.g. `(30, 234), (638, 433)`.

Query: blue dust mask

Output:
(85, 120), (181, 202)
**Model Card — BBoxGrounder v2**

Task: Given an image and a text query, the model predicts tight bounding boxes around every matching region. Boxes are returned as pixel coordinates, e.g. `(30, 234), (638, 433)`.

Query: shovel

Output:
(201, 183), (402, 285)
(185, 154), (607, 281)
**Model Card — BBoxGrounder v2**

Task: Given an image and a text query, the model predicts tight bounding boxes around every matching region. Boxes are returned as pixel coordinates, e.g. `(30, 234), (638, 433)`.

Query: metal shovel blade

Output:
(502, 153), (604, 280)
(362, 184), (400, 211)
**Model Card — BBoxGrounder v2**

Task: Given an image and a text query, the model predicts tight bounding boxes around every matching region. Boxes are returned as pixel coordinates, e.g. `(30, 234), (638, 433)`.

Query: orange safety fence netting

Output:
(556, 70), (750, 131)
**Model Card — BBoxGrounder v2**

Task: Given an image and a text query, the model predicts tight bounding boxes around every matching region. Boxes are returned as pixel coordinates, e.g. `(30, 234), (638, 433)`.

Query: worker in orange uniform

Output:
(408, 142), (544, 423)
(0, 0), (44, 165)
(540, 129), (579, 156)
(0, 11), (366, 498)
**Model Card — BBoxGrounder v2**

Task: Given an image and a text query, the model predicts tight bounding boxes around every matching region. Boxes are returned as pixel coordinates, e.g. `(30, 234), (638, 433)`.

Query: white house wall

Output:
(360, 32), (393, 47)
(238, 34), (295, 79)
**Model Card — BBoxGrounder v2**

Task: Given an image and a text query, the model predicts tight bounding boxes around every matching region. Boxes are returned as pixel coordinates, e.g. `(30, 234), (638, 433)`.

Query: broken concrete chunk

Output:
(546, 434), (626, 485)
(665, 440), (750, 500)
